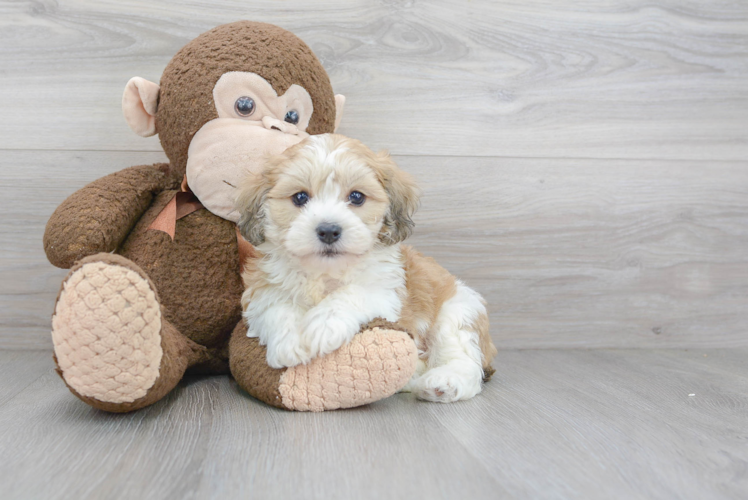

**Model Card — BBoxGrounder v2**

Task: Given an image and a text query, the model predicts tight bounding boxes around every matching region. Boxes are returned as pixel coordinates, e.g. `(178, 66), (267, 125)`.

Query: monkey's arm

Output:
(44, 164), (177, 268)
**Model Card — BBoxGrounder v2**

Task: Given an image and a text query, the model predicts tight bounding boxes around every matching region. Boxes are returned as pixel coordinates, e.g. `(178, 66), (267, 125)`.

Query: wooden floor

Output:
(1, 349), (746, 500)
(1, 0), (747, 498)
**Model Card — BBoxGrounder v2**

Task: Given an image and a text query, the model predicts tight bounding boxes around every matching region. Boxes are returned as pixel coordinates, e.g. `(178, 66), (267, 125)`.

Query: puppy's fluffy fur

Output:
(236, 134), (497, 402)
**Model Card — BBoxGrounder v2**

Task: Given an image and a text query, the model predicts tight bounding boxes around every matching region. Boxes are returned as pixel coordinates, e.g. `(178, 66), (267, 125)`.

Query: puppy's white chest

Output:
(304, 276), (343, 306)
(323, 277), (343, 295)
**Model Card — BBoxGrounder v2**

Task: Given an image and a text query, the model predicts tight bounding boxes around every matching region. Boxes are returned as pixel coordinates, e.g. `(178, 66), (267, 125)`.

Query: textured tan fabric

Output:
(52, 258), (163, 403)
(230, 321), (418, 411)
(54, 316), (211, 414)
(278, 328), (417, 412)
(51, 254), (216, 412)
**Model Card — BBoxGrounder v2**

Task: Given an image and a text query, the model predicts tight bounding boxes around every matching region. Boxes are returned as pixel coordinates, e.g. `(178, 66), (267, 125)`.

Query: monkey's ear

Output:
(374, 152), (420, 245)
(122, 77), (160, 137)
(334, 94), (345, 132)
(235, 173), (271, 247)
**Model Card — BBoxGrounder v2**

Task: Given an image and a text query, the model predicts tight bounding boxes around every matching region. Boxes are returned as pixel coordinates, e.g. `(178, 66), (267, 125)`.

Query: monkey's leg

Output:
(229, 319), (417, 412)
(51, 253), (210, 413)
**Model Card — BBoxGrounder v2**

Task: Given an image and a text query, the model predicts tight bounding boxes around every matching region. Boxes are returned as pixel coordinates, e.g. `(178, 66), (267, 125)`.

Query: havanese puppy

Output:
(236, 134), (497, 402)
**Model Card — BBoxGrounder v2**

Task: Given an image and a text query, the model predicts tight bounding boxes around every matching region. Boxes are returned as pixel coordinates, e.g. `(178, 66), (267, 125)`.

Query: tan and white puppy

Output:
(236, 134), (497, 402)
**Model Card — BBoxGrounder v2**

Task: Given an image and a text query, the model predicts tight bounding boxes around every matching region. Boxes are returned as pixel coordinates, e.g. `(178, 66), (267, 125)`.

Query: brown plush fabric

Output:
(119, 195), (244, 349)
(44, 164), (175, 269)
(229, 321), (287, 409)
(157, 21), (337, 178)
(187, 342), (231, 375)
(44, 21), (414, 413)
(362, 317), (413, 338)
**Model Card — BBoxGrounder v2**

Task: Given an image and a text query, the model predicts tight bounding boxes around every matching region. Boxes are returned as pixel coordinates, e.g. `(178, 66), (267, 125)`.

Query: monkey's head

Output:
(122, 21), (344, 222)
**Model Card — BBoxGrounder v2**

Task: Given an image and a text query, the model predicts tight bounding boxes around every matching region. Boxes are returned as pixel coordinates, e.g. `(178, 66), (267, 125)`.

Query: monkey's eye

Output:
(234, 96), (256, 117)
(284, 110), (300, 125)
(348, 191), (365, 206)
(292, 191), (309, 207)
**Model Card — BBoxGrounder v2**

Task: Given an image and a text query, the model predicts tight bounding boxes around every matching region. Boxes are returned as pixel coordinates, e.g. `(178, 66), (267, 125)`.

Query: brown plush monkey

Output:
(44, 21), (417, 413)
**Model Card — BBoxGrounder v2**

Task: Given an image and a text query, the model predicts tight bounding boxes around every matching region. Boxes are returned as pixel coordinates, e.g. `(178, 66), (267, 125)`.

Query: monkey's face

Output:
(185, 72), (315, 222)
(121, 21), (345, 222)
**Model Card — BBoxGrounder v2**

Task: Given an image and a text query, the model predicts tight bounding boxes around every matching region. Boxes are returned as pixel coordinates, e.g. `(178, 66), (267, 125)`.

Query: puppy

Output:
(236, 134), (497, 402)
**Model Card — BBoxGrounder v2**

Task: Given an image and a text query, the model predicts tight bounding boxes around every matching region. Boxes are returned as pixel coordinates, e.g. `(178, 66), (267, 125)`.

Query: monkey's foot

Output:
(230, 320), (418, 412)
(52, 255), (164, 406)
(279, 326), (418, 411)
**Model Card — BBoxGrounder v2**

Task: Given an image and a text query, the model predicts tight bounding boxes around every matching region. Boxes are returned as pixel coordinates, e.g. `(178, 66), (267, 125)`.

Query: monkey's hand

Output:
(44, 163), (178, 268)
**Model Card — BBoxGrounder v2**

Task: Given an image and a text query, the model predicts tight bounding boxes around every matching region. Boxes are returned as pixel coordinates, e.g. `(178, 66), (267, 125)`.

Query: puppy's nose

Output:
(316, 223), (342, 244)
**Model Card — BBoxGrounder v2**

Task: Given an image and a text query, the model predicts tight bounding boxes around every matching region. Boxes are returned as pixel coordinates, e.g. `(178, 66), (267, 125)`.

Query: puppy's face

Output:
(236, 134), (419, 269)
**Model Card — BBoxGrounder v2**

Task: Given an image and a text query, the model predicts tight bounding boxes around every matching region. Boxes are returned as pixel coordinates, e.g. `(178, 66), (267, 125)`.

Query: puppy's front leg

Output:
(244, 301), (310, 369)
(301, 286), (400, 359)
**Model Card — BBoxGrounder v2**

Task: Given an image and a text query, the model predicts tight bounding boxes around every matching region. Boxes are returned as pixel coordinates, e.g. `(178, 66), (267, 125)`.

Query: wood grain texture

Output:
(0, 351), (51, 406)
(2, 3), (746, 498)
(0, 0), (746, 159)
(0, 348), (745, 500)
(427, 349), (748, 500)
(3, 150), (746, 349)
(0, 151), (169, 349)
(402, 155), (748, 349)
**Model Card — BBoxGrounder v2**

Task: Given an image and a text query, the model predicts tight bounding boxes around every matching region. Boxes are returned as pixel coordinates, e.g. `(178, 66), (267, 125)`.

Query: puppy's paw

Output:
(301, 308), (359, 359)
(265, 336), (312, 369)
(414, 366), (482, 403)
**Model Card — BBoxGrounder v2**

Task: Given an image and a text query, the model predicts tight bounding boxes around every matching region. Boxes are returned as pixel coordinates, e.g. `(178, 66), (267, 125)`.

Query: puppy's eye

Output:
(348, 191), (365, 206)
(292, 191), (309, 207)
(284, 110), (299, 125)
(235, 96), (256, 117)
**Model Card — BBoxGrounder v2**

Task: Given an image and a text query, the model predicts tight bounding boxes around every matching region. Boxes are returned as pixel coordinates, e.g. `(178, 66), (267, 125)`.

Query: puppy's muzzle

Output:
(316, 223), (342, 245)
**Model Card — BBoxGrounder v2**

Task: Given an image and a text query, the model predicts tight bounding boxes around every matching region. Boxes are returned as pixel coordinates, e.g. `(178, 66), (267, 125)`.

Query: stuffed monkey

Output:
(44, 21), (417, 413)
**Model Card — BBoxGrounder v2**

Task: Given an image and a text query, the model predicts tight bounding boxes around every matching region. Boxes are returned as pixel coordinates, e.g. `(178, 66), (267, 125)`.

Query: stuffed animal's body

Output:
(43, 21), (417, 413)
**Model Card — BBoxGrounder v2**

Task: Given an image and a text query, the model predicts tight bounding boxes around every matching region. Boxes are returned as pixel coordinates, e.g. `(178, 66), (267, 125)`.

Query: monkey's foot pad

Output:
(52, 260), (163, 404)
(278, 328), (418, 412)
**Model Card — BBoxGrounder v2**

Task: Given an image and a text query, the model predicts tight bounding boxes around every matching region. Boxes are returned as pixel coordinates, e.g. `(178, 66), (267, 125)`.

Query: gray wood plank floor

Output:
(1, 349), (746, 500)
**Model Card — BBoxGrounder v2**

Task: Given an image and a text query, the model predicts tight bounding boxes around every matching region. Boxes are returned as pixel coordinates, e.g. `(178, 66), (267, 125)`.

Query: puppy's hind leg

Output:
(414, 283), (491, 403)
(400, 357), (428, 393)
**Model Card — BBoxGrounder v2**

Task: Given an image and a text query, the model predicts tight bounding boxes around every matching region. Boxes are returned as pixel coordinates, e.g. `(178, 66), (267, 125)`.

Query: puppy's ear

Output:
(372, 151), (420, 245)
(235, 172), (272, 247)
